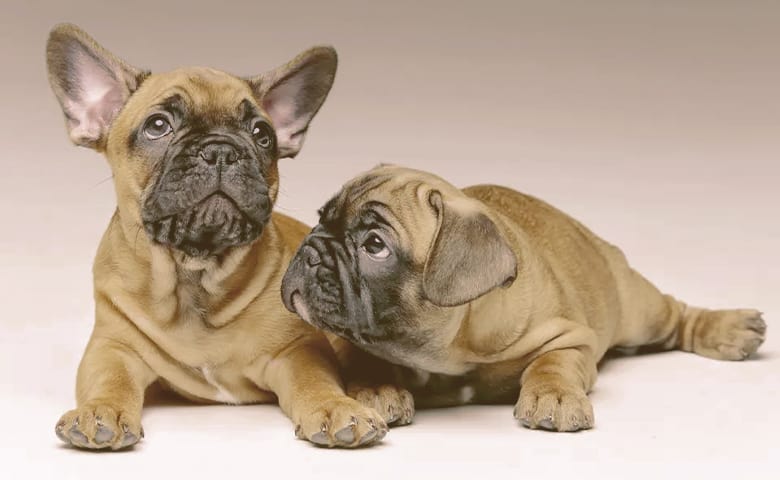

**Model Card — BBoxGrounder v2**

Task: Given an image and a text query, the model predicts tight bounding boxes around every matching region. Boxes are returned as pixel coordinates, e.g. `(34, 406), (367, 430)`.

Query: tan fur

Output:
(48, 24), (387, 450)
(332, 165), (766, 431)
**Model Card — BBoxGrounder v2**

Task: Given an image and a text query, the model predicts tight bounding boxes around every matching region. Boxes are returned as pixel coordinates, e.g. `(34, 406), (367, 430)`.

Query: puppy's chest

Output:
(125, 296), (267, 403)
(121, 281), (260, 370)
(133, 309), (243, 365)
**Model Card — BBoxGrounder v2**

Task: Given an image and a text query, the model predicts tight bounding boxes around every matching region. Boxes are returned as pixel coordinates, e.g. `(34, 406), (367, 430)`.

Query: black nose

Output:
(199, 142), (238, 166)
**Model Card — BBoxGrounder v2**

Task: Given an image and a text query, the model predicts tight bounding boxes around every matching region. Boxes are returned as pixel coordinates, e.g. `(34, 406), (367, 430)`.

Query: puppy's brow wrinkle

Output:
(317, 197), (344, 229)
(356, 208), (390, 230)
(346, 173), (394, 203)
(239, 98), (261, 120)
(158, 93), (185, 110)
(150, 88), (192, 110)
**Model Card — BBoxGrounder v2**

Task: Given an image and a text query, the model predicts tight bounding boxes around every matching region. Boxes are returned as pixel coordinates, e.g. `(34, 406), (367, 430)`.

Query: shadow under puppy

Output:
(282, 164), (767, 431)
(47, 24), (394, 449)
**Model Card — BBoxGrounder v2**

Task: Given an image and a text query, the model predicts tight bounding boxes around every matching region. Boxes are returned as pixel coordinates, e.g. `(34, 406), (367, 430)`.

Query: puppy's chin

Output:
(287, 279), (388, 345)
(143, 192), (267, 258)
(286, 284), (343, 330)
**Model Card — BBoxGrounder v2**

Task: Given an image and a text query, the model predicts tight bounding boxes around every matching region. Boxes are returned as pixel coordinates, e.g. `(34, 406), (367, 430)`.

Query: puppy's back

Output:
(464, 184), (630, 343)
(462, 184), (619, 257)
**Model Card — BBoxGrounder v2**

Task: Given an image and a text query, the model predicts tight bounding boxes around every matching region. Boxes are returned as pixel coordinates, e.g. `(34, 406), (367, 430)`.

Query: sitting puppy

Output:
(47, 24), (389, 449)
(282, 165), (767, 431)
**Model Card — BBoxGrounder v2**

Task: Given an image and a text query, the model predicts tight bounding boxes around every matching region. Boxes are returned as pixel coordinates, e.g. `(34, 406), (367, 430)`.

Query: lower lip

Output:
(291, 292), (311, 323)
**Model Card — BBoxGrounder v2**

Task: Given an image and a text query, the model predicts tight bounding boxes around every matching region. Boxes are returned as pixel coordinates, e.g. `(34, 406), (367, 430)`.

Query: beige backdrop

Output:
(0, 1), (777, 478)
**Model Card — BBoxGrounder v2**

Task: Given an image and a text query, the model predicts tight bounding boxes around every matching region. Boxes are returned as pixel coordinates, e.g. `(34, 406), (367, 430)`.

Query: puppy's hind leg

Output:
(661, 297), (764, 360)
(613, 278), (766, 361)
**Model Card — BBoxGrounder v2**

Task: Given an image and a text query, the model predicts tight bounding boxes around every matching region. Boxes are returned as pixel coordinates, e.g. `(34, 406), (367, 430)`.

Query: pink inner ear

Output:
(64, 50), (126, 145)
(263, 74), (309, 150)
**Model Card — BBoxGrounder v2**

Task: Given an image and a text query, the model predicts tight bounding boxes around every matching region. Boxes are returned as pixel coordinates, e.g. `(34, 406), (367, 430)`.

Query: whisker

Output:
(133, 224), (144, 255)
(92, 175), (114, 188)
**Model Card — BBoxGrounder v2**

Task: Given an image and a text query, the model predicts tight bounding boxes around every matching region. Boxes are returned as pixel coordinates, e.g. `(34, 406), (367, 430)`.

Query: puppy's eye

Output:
(143, 114), (173, 140)
(362, 233), (390, 260)
(252, 121), (273, 149)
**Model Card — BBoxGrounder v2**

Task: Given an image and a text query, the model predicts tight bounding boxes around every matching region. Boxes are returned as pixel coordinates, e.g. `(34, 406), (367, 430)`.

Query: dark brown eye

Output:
(252, 121), (273, 149)
(362, 232), (390, 259)
(143, 114), (172, 140)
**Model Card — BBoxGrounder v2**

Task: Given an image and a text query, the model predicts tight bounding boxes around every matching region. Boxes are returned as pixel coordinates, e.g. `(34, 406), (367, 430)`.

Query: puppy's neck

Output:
(103, 209), (280, 328)
(451, 220), (543, 359)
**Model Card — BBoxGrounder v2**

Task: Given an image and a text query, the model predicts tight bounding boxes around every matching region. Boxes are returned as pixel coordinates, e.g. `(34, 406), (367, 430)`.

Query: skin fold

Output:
(282, 164), (767, 432)
(46, 23), (399, 450)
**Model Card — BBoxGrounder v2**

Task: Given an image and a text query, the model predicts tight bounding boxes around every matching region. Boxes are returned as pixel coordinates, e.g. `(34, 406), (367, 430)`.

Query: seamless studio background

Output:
(0, 1), (777, 479)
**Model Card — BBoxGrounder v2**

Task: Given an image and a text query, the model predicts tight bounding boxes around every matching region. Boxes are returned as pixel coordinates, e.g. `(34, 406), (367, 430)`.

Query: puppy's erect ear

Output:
(247, 46), (337, 158)
(423, 191), (518, 307)
(46, 24), (148, 150)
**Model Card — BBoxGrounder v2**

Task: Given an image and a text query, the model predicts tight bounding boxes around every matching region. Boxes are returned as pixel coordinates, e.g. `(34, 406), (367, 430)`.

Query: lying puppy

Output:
(47, 24), (389, 449)
(282, 164), (767, 431)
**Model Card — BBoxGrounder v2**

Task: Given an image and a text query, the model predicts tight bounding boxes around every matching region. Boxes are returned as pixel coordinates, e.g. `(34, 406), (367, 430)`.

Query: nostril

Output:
(200, 143), (238, 166)
(199, 150), (216, 165)
(304, 247), (321, 267)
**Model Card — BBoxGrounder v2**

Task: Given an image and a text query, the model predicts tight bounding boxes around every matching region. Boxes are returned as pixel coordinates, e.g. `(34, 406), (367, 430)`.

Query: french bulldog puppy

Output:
(47, 23), (392, 449)
(282, 164), (767, 432)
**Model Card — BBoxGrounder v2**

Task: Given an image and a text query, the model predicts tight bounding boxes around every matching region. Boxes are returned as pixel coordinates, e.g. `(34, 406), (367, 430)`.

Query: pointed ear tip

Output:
(311, 45), (337, 56)
(305, 45), (338, 67)
(48, 23), (85, 42)
(46, 24), (94, 60)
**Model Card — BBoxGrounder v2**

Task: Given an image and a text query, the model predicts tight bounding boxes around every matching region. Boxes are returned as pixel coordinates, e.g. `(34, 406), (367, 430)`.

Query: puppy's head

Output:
(281, 165), (517, 353)
(47, 24), (337, 258)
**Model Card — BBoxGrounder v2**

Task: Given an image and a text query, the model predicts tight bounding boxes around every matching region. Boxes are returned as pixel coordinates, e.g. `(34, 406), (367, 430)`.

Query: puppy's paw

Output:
(693, 309), (766, 361)
(347, 383), (415, 426)
(514, 384), (593, 432)
(294, 397), (388, 448)
(55, 405), (143, 450)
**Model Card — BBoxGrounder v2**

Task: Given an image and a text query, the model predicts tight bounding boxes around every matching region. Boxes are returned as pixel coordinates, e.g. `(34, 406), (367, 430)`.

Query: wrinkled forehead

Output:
(121, 67), (263, 123)
(319, 166), (458, 260)
(344, 165), (460, 205)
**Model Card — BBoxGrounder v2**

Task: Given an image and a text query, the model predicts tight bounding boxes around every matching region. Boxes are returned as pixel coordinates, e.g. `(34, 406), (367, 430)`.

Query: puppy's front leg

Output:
(56, 335), (156, 450)
(329, 336), (415, 426)
(515, 347), (597, 432)
(260, 334), (388, 448)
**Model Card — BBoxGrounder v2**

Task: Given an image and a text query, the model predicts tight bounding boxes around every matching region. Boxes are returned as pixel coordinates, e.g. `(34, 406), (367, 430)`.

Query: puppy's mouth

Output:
(143, 191), (266, 257)
(290, 291), (380, 344)
(289, 291), (312, 323)
(282, 240), (386, 344)
(284, 284), (348, 331)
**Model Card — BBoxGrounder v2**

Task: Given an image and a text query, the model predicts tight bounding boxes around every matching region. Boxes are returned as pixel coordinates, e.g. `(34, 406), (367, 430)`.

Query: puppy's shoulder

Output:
(462, 184), (589, 240)
(463, 184), (624, 262)
(269, 211), (311, 248)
